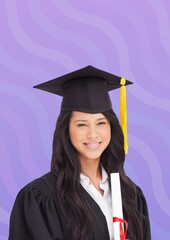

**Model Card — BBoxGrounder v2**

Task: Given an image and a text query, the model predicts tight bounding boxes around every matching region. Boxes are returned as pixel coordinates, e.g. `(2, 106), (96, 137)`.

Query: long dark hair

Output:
(51, 109), (145, 240)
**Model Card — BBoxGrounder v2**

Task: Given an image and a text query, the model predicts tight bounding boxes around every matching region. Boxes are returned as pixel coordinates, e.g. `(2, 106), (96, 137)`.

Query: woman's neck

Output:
(80, 158), (104, 195)
(80, 158), (101, 180)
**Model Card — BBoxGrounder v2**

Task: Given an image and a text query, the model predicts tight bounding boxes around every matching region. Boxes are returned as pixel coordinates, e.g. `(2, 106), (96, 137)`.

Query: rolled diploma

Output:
(111, 173), (123, 240)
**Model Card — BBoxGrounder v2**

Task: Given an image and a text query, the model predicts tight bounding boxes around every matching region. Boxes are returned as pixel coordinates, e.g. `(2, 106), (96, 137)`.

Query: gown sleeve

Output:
(8, 178), (64, 240)
(136, 186), (151, 240)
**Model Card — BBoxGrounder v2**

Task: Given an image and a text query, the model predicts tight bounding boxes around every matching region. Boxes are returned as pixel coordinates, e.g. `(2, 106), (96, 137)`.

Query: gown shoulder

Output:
(8, 172), (64, 240)
(135, 184), (151, 240)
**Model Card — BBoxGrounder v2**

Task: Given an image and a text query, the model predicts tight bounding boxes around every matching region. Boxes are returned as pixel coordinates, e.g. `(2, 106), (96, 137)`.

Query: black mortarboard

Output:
(33, 65), (133, 153)
(33, 65), (132, 113)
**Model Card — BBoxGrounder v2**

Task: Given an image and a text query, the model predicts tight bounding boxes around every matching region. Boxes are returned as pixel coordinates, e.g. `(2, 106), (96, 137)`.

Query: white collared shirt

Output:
(80, 167), (114, 240)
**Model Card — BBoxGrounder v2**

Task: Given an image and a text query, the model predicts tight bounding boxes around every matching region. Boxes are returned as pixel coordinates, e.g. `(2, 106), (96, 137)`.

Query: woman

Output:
(9, 65), (151, 240)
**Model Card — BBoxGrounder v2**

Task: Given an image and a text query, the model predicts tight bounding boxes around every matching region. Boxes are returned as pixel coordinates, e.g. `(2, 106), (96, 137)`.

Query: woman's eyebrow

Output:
(74, 119), (88, 122)
(74, 117), (107, 122)
(97, 117), (107, 121)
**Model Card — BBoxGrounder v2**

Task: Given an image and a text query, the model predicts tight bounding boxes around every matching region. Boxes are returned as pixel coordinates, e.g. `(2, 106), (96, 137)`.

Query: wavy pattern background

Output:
(0, 0), (170, 239)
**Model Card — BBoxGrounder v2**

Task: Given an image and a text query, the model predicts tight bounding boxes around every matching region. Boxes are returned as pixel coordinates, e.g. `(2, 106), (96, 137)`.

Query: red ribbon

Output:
(113, 217), (128, 240)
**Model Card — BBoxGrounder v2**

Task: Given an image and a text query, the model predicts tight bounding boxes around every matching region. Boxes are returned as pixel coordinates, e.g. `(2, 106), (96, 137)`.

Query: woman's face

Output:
(69, 111), (111, 163)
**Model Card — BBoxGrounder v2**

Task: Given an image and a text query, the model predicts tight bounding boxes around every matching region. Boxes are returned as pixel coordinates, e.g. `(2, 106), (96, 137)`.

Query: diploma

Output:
(110, 173), (128, 240)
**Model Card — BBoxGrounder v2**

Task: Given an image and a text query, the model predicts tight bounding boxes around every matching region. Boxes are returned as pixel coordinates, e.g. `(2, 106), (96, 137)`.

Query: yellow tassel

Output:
(120, 78), (128, 154)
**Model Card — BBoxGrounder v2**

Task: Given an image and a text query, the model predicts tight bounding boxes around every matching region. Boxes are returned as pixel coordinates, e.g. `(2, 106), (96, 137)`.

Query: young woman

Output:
(9, 66), (151, 240)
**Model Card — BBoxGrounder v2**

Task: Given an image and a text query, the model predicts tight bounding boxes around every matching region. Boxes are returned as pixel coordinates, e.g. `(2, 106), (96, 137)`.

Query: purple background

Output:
(0, 0), (170, 239)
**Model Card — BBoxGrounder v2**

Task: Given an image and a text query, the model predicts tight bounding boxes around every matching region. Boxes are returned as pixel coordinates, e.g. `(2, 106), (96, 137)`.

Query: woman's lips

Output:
(84, 142), (101, 149)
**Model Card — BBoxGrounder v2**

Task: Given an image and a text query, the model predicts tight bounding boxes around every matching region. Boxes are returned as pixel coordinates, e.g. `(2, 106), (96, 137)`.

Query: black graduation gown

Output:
(8, 172), (151, 240)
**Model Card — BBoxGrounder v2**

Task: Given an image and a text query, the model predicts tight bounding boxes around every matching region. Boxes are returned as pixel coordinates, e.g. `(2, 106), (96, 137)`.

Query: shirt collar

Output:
(101, 166), (108, 183)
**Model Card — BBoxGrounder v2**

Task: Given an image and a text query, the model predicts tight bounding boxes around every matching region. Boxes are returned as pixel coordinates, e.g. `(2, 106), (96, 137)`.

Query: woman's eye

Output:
(77, 123), (87, 127)
(97, 121), (106, 125)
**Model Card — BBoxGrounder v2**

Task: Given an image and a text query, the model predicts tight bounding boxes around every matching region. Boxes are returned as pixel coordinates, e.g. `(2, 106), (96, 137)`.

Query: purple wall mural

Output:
(0, 1), (170, 239)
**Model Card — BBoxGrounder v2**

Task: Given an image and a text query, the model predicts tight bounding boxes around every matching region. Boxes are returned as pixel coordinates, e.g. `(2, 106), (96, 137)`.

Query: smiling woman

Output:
(8, 65), (151, 240)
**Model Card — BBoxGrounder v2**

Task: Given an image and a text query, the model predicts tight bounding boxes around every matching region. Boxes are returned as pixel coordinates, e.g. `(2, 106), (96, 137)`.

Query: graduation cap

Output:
(33, 65), (132, 153)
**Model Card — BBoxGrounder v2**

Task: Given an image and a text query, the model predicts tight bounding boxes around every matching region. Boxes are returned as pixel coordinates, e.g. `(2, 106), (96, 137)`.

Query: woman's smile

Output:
(83, 141), (102, 149)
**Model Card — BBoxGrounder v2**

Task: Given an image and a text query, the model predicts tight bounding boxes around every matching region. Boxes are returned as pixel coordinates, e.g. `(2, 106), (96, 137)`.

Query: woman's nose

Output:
(87, 126), (98, 139)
